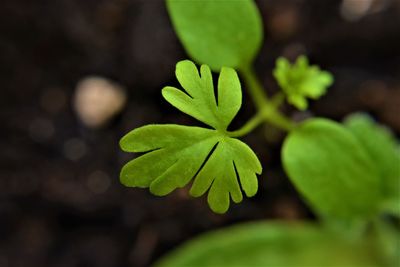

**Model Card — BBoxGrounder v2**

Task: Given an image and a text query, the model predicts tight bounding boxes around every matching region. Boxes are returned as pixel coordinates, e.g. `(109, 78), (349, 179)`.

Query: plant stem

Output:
(261, 105), (295, 131)
(228, 112), (265, 137)
(239, 65), (269, 109)
(270, 92), (285, 107)
(238, 65), (295, 134)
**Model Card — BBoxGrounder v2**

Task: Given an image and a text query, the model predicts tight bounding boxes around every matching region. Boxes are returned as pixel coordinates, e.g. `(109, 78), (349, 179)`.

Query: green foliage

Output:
(155, 222), (381, 267)
(166, 0), (263, 71)
(282, 118), (381, 220)
(120, 60), (261, 213)
(273, 56), (333, 110)
(162, 60), (241, 130)
(344, 113), (400, 217)
(371, 219), (400, 267)
(119, 0), (400, 264)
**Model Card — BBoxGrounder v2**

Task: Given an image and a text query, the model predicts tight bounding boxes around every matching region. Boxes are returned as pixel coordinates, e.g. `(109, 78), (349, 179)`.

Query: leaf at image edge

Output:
(154, 222), (381, 267)
(343, 113), (400, 216)
(166, 0), (263, 71)
(282, 118), (382, 220)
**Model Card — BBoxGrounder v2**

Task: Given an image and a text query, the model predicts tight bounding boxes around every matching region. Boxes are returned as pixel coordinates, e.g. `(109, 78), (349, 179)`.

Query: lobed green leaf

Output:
(120, 60), (262, 213)
(120, 125), (261, 213)
(162, 60), (241, 130)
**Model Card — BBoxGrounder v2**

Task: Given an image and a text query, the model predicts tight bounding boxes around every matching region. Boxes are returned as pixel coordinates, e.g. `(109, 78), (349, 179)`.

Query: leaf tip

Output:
(119, 165), (132, 187)
(176, 59), (196, 71)
(119, 133), (132, 152)
(209, 203), (229, 214)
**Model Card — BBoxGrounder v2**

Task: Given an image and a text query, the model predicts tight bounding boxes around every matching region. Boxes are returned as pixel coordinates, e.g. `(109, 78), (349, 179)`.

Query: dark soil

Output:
(0, 0), (399, 266)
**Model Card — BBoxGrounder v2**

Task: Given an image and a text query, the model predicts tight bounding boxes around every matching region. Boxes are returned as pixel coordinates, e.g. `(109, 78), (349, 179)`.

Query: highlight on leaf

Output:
(120, 60), (262, 213)
(273, 55), (333, 110)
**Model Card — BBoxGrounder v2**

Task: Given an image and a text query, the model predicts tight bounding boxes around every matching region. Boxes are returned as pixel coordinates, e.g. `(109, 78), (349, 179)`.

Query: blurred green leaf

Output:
(166, 0), (263, 71)
(273, 56), (333, 110)
(282, 118), (381, 220)
(344, 113), (400, 217)
(120, 60), (261, 213)
(155, 222), (381, 267)
(371, 219), (400, 267)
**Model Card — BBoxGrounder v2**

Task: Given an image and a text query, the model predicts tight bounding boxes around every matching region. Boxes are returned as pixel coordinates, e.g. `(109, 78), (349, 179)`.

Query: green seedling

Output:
(120, 61), (261, 213)
(120, 0), (399, 218)
(119, 0), (399, 265)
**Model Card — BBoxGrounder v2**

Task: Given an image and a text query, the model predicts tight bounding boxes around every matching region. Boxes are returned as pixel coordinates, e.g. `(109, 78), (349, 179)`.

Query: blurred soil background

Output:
(0, 0), (399, 266)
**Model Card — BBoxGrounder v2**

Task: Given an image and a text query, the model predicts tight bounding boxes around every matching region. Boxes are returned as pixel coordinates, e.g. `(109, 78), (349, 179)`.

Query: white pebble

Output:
(340, 0), (373, 21)
(74, 76), (127, 128)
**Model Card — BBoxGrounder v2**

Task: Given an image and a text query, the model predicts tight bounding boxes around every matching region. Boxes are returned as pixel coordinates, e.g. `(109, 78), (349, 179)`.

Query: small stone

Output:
(74, 76), (127, 128)
(340, 0), (373, 21)
(341, 0), (391, 22)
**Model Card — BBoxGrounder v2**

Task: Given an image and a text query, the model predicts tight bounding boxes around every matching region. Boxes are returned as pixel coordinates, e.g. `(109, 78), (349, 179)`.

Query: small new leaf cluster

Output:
(120, 60), (262, 213)
(273, 56), (334, 110)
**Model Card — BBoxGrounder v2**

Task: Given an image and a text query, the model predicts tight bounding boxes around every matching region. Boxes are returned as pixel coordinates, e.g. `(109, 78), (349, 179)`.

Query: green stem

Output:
(239, 65), (295, 133)
(227, 112), (265, 137)
(240, 65), (268, 109)
(261, 105), (295, 131)
(228, 98), (294, 138)
(270, 92), (285, 107)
